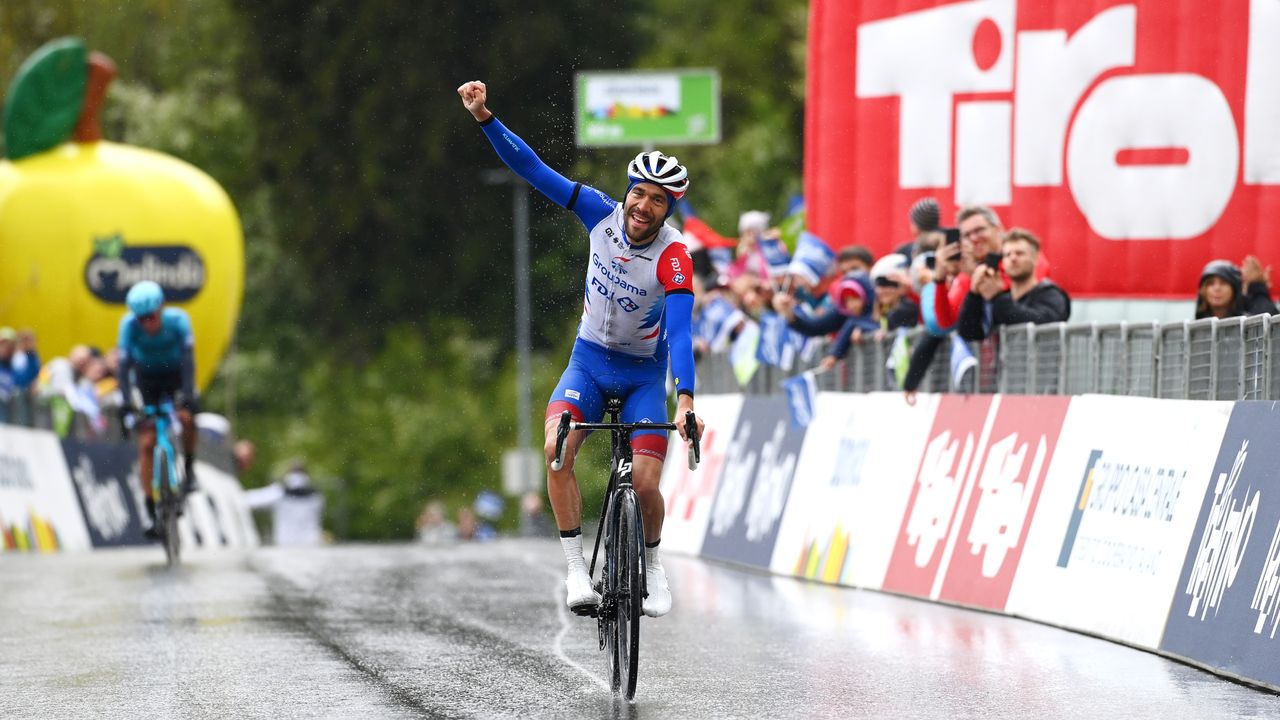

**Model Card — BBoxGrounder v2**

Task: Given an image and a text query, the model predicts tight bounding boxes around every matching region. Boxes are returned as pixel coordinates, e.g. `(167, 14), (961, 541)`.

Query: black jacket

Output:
(956, 280), (1071, 341)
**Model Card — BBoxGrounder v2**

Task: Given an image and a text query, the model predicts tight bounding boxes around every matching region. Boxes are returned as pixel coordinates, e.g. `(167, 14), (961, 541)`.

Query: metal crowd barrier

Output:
(698, 314), (1280, 401)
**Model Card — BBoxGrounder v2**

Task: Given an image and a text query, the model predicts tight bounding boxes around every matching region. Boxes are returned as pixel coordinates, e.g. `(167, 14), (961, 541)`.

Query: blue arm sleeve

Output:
(921, 283), (952, 337)
(665, 292), (696, 397)
(479, 116), (613, 229)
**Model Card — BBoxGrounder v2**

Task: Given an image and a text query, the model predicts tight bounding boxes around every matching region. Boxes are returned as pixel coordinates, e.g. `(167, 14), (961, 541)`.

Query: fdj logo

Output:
(617, 296), (640, 312)
(83, 233), (205, 303)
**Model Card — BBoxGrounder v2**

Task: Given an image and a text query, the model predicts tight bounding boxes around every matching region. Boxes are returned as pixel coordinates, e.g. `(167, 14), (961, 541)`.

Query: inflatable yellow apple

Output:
(0, 38), (243, 391)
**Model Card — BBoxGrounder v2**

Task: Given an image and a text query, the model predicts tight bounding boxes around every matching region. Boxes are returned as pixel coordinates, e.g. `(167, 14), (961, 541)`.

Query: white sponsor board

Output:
(0, 426), (91, 552)
(180, 462), (261, 549)
(1005, 395), (1232, 648)
(769, 392), (940, 589)
(658, 394), (743, 555)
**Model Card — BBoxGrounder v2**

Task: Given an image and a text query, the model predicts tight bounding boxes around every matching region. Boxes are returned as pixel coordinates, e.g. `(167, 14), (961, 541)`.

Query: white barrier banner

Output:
(770, 392), (940, 589)
(1005, 395), (1232, 648)
(659, 394), (743, 556)
(0, 426), (91, 552)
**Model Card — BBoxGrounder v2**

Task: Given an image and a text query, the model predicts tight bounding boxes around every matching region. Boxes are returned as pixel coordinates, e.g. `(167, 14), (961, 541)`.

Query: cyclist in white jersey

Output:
(459, 80), (704, 617)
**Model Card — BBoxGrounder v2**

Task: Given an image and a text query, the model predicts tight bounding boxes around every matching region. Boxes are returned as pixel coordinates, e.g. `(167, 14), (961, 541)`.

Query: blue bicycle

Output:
(131, 399), (188, 565)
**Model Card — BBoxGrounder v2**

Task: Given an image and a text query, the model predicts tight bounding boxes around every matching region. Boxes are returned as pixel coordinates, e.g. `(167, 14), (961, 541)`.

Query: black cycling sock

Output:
(559, 527), (582, 539)
(645, 539), (661, 549)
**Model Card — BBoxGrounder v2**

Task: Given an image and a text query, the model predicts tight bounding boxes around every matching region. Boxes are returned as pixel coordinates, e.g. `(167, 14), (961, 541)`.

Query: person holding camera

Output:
(955, 229), (1070, 341)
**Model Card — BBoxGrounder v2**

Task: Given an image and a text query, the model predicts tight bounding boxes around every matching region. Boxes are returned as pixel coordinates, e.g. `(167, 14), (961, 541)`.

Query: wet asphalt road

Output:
(3, 540), (1278, 719)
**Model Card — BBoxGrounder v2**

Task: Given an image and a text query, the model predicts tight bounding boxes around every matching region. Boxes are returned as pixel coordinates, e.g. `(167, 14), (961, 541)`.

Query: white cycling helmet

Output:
(627, 150), (690, 200)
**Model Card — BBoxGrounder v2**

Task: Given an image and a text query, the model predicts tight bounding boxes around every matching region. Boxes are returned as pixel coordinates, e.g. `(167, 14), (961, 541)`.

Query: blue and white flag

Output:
(759, 236), (792, 278)
(707, 246), (734, 276)
(756, 311), (789, 368)
(782, 370), (819, 429)
(950, 334), (978, 390)
(786, 231), (836, 286)
(756, 311), (806, 371)
(698, 296), (743, 353)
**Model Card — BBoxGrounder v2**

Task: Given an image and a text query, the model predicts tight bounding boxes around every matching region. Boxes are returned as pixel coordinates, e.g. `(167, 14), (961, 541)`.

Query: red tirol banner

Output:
(806, 0), (1280, 298)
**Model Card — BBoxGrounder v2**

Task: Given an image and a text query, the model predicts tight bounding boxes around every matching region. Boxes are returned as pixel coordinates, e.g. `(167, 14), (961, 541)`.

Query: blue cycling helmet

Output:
(126, 280), (164, 316)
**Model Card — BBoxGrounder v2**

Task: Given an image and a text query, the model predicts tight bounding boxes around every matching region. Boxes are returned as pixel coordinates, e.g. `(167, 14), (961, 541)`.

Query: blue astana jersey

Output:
(117, 307), (194, 373)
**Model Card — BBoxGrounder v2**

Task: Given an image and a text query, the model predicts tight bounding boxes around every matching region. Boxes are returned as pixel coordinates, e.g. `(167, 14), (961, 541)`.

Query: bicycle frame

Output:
(143, 400), (182, 502)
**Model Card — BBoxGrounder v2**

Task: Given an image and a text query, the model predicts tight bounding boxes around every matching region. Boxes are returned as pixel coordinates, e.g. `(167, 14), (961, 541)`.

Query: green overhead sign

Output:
(575, 69), (721, 147)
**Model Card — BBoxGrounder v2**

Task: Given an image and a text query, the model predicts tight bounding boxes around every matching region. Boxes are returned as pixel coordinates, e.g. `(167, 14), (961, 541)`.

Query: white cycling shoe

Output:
(565, 564), (600, 614)
(642, 553), (672, 618)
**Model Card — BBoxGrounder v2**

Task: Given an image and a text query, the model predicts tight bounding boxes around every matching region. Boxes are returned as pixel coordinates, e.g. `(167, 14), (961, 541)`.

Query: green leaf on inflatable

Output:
(4, 38), (88, 161)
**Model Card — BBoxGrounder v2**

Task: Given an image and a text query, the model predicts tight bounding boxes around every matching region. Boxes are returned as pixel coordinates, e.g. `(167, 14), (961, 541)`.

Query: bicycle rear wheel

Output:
(611, 489), (643, 700)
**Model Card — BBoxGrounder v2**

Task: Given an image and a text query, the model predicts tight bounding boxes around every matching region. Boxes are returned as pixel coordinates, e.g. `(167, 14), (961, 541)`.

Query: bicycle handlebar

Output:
(685, 410), (701, 471)
(549, 410), (702, 472)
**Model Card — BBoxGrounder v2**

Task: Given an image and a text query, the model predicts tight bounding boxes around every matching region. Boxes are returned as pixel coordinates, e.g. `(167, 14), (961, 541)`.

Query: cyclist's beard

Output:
(624, 209), (662, 244)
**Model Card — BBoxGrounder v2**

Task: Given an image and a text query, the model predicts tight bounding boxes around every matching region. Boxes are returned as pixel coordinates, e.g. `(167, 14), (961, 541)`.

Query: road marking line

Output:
(529, 556), (610, 692)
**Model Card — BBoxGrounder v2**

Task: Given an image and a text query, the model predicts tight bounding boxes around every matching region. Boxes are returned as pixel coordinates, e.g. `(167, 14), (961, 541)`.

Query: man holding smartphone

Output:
(955, 229), (1071, 341)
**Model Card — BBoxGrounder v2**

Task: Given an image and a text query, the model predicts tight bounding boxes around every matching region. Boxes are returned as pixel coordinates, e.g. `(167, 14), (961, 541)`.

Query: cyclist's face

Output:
(139, 310), (163, 335)
(624, 183), (668, 243)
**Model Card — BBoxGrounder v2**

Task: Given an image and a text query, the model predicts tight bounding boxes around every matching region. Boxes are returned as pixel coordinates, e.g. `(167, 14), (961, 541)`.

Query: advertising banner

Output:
(701, 395), (808, 569)
(658, 394), (744, 556)
(1161, 402), (1280, 689)
(882, 395), (1071, 609)
(62, 439), (259, 549)
(62, 439), (149, 547)
(1005, 396), (1233, 648)
(770, 392), (941, 590)
(806, 0), (1280, 298)
(575, 69), (720, 147)
(0, 426), (91, 552)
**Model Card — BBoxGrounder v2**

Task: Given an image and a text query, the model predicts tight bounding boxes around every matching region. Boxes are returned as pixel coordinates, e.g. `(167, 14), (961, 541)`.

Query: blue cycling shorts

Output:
(547, 339), (669, 443)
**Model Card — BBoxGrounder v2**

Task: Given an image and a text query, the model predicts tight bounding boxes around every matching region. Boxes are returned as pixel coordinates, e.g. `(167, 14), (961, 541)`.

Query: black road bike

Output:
(551, 398), (700, 700)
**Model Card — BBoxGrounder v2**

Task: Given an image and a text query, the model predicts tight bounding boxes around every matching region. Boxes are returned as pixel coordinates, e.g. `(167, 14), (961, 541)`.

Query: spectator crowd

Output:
(676, 197), (1279, 398)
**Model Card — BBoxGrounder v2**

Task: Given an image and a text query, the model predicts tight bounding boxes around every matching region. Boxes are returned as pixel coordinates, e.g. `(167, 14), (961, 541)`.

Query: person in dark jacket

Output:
(819, 271), (879, 370)
(1195, 257), (1278, 319)
(956, 229), (1070, 341)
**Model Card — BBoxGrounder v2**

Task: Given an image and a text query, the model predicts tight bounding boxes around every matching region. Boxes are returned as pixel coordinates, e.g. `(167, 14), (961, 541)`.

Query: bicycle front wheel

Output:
(158, 451), (181, 566)
(611, 488), (643, 700)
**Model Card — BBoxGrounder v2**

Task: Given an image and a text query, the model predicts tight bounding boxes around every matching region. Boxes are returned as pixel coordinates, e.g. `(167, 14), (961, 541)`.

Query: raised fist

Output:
(456, 81), (491, 121)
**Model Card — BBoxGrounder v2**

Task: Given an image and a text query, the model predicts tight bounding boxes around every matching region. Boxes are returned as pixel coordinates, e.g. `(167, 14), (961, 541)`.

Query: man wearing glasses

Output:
(117, 280), (199, 538)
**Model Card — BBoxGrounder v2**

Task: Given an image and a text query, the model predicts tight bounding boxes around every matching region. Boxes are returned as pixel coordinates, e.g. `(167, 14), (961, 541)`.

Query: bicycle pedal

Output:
(570, 602), (599, 618)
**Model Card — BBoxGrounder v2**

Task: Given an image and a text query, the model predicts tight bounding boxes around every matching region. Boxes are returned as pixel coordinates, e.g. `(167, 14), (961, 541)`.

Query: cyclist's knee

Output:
(631, 455), (663, 494)
(138, 432), (157, 454)
(544, 435), (574, 475)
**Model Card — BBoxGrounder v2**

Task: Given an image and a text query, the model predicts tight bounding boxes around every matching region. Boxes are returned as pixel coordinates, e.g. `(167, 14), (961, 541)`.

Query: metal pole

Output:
(513, 183), (532, 463)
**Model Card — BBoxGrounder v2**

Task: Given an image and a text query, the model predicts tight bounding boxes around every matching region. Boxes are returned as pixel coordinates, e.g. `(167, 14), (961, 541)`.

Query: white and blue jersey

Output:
(480, 116), (696, 454)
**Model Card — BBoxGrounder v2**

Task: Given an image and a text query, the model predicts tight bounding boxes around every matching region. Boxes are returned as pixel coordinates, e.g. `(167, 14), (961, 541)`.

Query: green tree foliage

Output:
(1, 0), (807, 539)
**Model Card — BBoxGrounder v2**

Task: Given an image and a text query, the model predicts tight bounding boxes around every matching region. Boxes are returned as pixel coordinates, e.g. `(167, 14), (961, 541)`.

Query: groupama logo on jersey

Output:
(806, 0), (1280, 297)
(83, 233), (206, 304)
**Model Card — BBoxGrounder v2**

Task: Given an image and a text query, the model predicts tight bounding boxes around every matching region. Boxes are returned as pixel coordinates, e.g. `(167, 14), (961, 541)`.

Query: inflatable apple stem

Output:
(72, 53), (117, 144)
